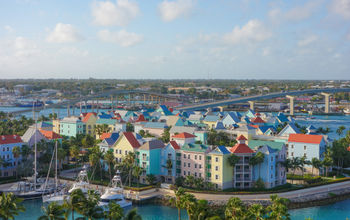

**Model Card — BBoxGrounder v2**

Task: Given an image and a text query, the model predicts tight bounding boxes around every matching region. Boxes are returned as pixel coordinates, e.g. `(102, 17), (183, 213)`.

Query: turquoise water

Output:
(16, 198), (350, 219)
(17, 200), (188, 220)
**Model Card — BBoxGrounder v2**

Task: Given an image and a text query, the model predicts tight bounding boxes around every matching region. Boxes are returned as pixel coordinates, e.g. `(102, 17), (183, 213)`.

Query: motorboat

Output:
(68, 165), (90, 194)
(99, 170), (132, 209)
(344, 108), (350, 115)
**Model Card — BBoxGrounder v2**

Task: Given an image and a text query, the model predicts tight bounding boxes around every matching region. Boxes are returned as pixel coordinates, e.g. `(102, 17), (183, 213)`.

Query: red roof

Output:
(347, 146), (350, 152)
(288, 134), (323, 144)
(249, 124), (259, 128)
(82, 112), (97, 123)
(123, 132), (140, 148)
(0, 135), (23, 145)
(237, 135), (247, 141)
(251, 117), (266, 123)
(230, 143), (255, 154)
(169, 141), (180, 150)
(135, 114), (147, 122)
(40, 129), (62, 140)
(172, 132), (196, 139)
(100, 133), (111, 140)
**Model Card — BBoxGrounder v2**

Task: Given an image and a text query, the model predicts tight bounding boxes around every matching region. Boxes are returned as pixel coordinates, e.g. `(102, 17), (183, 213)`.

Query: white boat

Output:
(344, 108), (350, 115)
(68, 165), (90, 194)
(99, 170), (132, 209)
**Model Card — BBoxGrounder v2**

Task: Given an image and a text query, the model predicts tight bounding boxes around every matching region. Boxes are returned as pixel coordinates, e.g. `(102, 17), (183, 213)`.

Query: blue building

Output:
(0, 135), (25, 177)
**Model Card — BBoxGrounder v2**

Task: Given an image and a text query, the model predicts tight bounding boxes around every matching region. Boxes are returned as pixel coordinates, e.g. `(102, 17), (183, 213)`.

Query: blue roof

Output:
(225, 112), (240, 123)
(307, 125), (317, 130)
(158, 105), (172, 116)
(288, 123), (301, 133)
(204, 115), (219, 122)
(277, 113), (289, 123)
(144, 122), (168, 129)
(215, 121), (226, 130)
(98, 112), (113, 119)
(259, 125), (276, 133)
(218, 145), (231, 154)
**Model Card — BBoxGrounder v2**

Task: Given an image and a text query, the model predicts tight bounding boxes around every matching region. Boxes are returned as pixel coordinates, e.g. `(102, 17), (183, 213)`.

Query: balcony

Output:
(176, 161), (181, 165)
(142, 156), (149, 161)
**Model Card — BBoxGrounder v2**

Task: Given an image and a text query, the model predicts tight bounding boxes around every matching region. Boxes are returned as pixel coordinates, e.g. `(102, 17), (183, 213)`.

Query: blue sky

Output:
(0, 0), (349, 79)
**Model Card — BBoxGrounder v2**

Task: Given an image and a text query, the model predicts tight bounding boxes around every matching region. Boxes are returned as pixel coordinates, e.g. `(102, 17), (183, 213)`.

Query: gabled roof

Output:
(224, 112), (240, 123)
(122, 132), (141, 148)
(258, 125), (276, 134)
(139, 139), (164, 150)
(135, 114), (147, 122)
(230, 143), (255, 154)
(40, 129), (62, 140)
(169, 141), (180, 150)
(215, 121), (226, 130)
(277, 112), (289, 123)
(98, 112), (113, 119)
(181, 143), (209, 153)
(144, 122), (168, 129)
(204, 115), (219, 122)
(21, 127), (46, 143)
(157, 105), (172, 116)
(210, 145), (231, 155)
(256, 145), (277, 155)
(307, 125), (317, 130)
(172, 132), (196, 139)
(82, 112), (97, 123)
(61, 116), (82, 123)
(248, 140), (284, 151)
(251, 117), (266, 124)
(0, 135), (23, 145)
(237, 135), (247, 141)
(278, 123), (300, 136)
(288, 133), (323, 144)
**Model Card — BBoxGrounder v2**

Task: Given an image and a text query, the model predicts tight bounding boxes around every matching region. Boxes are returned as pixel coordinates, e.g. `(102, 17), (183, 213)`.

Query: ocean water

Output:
(16, 198), (350, 220)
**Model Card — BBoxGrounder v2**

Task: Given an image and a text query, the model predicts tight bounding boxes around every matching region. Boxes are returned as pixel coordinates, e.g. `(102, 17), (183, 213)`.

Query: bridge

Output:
(176, 88), (350, 114)
(10, 89), (182, 116)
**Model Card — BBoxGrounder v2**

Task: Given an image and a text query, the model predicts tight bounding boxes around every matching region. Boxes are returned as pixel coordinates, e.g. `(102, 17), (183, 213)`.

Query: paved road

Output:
(161, 180), (350, 202)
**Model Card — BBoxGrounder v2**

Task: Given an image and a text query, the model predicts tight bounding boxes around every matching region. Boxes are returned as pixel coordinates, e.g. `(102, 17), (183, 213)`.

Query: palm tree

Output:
(184, 175), (195, 188)
(267, 195), (290, 220)
(104, 201), (124, 220)
(104, 150), (115, 181)
(248, 204), (266, 220)
(38, 202), (65, 220)
(227, 154), (240, 169)
(322, 148), (333, 177)
(12, 146), (20, 179)
(299, 156), (309, 178)
(336, 125), (346, 137)
(311, 158), (321, 176)
(165, 158), (173, 180)
(124, 208), (142, 220)
(57, 147), (66, 172)
(77, 190), (104, 220)
(61, 199), (71, 220)
(89, 152), (100, 180)
(250, 152), (265, 179)
(67, 189), (85, 220)
(0, 192), (25, 220)
(146, 174), (157, 185)
(182, 193), (197, 220)
(290, 157), (301, 183)
(94, 124), (111, 137)
(123, 152), (136, 187)
(69, 145), (80, 175)
(225, 197), (246, 220)
(132, 166), (143, 188)
(174, 187), (186, 220)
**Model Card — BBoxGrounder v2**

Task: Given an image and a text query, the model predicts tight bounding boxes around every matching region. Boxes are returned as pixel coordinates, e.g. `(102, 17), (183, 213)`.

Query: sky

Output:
(0, 0), (350, 80)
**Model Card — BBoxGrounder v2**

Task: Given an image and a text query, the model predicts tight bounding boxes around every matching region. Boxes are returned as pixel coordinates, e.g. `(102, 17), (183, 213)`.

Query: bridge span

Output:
(176, 88), (350, 113)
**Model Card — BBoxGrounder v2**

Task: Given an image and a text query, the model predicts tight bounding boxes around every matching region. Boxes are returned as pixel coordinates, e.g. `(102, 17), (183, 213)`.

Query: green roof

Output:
(96, 118), (117, 125)
(248, 140), (284, 151)
(181, 143), (209, 153)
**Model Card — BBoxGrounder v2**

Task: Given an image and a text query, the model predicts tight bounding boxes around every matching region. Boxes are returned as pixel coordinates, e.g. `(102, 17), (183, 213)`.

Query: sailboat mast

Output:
(55, 141), (58, 190)
(33, 102), (37, 189)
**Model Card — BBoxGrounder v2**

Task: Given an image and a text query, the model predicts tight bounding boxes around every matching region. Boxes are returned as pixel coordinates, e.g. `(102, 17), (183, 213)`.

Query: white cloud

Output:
(284, 0), (321, 21)
(223, 20), (272, 45)
(158, 0), (195, 22)
(46, 23), (84, 43)
(298, 35), (318, 47)
(262, 47), (270, 56)
(97, 29), (143, 47)
(4, 25), (14, 33)
(14, 37), (40, 57)
(58, 47), (89, 57)
(92, 0), (139, 26)
(330, 0), (350, 19)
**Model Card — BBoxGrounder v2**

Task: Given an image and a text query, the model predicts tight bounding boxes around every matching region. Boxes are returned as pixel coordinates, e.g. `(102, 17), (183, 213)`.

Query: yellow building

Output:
(82, 112), (97, 136)
(52, 119), (60, 134)
(202, 115), (219, 129)
(112, 132), (140, 162)
(209, 146), (234, 190)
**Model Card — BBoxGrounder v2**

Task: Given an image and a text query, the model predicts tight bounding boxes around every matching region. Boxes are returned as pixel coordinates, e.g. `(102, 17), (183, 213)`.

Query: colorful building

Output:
(112, 132), (141, 162)
(160, 141), (181, 183)
(180, 143), (210, 179)
(0, 135), (24, 177)
(82, 112), (97, 136)
(59, 116), (85, 137)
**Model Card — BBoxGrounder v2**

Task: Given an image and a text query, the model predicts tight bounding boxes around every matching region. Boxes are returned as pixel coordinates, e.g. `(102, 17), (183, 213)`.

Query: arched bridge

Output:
(176, 88), (350, 112)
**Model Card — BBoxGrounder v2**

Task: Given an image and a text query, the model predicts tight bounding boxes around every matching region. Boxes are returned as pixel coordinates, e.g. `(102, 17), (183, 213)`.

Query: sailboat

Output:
(42, 141), (67, 203)
(99, 170), (132, 209)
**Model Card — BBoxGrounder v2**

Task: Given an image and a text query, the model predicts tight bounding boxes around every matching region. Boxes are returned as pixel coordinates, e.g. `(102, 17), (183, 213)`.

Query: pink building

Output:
(171, 132), (196, 146)
(180, 143), (210, 179)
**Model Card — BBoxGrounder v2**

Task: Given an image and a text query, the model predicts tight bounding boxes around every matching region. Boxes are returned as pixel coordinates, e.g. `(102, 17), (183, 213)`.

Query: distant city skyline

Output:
(0, 0), (349, 79)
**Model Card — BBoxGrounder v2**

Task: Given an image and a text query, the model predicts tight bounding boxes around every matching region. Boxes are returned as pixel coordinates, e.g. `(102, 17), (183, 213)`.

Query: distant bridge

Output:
(176, 88), (350, 112)
(10, 89), (182, 116)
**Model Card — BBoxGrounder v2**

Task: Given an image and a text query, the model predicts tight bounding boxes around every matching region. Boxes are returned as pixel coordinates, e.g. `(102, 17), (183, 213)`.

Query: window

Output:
(184, 162), (186, 167)
(194, 164), (197, 168)
(291, 152), (294, 157)
(291, 145), (294, 149)
(199, 155), (202, 160)
(215, 157), (219, 162)
(215, 175), (219, 180)
(195, 155), (197, 160)
(195, 172), (197, 177)
(184, 154), (186, 159)
(215, 166), (218, 171)
(188, 171), (190, 175)
(199, 164), (202, 169)
(125, 150), (128, 155)
(188, 155), (191, 159)
(199, 173), (202, 178)
(271, 166), (273, 170)
(183, 171), (186, 175)
(271, 157), (273, 162)
(119, 150), (122, 154)
(304, 146), (307, 150)
(304, 153), (307, 157)
(188, 163), (190, 168)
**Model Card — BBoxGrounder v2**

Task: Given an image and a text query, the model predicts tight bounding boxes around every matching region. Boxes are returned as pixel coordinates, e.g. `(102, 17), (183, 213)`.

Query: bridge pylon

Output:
(321, 93), (331, 113)
(286, 95), (295, 116)
(248, 101), (255, 110)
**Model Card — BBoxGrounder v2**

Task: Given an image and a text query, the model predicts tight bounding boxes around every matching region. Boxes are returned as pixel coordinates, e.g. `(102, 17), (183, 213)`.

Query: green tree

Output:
(160, 126), (171, 143)
(77, 190), (104, 220)
(311, 158), (321, 176)
(266, 195), (290, 220)
(67, 189), (85, 220)
(104, 150), (116, 181)
(104, 201), (124, 220)
(12, 146), (21, 180)
(38, 202), (65, 220)
(69, 145), (80, 175)
(225, 197), (246, 220)
(132, 166), (143, 188)
(322, 148), (333, 177)
(336, 126), (346, 137)
(248, 204), (266, 220)
(174, 187), (186, 220)
(250, 152), (265, 179)
(124, 208), (142, 220)
(0, 192), (25, 220)
(146, 174), (157, 185)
